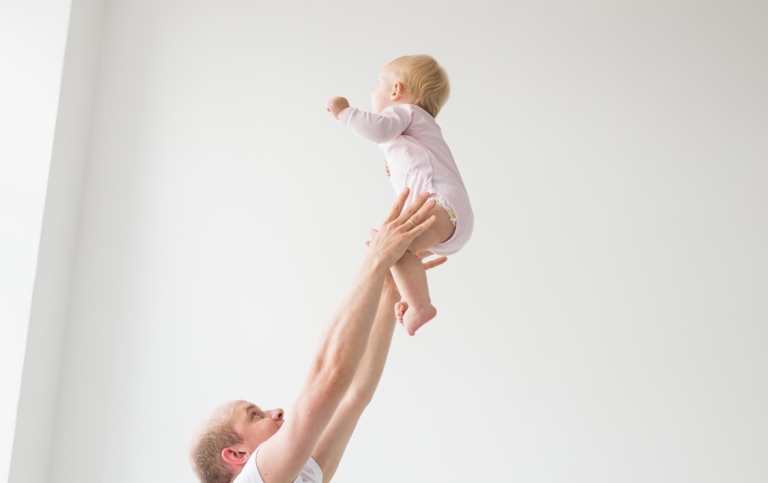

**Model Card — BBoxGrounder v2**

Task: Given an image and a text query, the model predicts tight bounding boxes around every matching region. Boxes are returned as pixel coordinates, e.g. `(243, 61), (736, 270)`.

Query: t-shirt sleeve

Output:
(232, 451), (323, 483)
(298, 457), (323, 483)
(341, 105), (412, 144)
(232, 452), (262, 483)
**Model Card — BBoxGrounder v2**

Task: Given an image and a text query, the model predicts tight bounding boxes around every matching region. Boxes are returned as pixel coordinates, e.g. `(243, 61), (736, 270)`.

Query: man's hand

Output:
(327, 96), (350, 120)
(367, 232), (447, 298)
(365, 189), (437, 270)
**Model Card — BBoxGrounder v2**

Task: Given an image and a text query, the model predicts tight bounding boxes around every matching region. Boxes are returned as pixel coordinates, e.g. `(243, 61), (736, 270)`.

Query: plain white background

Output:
(0, 1), (72, 480)
(6, 1), (768, 482)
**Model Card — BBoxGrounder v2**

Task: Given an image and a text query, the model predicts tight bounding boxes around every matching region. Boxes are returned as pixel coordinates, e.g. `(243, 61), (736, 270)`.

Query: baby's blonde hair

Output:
(388, 55), (450, 118)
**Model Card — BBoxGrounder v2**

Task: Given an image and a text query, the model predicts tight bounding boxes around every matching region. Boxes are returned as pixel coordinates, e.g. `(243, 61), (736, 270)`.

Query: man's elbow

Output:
(344, 384), (375, 409)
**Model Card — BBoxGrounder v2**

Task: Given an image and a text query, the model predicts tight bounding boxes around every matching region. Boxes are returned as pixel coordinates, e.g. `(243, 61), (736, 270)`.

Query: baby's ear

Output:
(390, 81), (405, 100)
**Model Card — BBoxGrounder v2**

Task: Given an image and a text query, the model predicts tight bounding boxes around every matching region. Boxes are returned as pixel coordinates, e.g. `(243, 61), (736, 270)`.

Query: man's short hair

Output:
(389, 54), (450, 118)
(190, 419), (241, 483)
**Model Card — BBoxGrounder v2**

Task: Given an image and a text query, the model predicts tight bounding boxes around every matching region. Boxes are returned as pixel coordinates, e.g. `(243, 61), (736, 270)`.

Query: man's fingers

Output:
(413, 249), (446, 270)
(423, 256), (448, 271)
(373, 191), (437, 267)
(396, 191), (431, 225)
(399, 192), (436, 240)
(365, 228), (379, 247)
(385, 188), (410, 223)
(406, 214), (436, 238)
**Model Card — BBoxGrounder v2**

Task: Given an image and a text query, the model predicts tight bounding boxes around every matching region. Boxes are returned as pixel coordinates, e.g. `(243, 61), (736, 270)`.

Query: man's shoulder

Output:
(234, 452), (323, 483)
(232, 453), (263, 483)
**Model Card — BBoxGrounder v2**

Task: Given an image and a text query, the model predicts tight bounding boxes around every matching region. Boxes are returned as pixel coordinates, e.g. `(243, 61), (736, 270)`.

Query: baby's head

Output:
(372, 54), (450, 118)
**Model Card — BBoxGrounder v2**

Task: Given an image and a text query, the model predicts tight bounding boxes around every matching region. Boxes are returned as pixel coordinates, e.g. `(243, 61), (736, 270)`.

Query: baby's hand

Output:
(384, 159), (390, 177)
(327, 96), (350, 120)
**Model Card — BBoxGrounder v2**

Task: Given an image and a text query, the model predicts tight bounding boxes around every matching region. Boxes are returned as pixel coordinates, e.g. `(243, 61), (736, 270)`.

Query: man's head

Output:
(371, 54), (450, 118)
(189, 400), (285, 483)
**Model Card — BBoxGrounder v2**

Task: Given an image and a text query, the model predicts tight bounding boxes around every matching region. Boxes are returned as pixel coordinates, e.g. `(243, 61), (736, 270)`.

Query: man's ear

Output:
(221, 446), (250, 466)
(390, 81), (405, 101)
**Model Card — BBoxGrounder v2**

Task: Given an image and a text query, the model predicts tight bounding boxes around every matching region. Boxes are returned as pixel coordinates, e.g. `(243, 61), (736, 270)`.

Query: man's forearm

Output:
(345, 285), (399, 403)
(311, 256), (390, 386)
(310, 284), (399, 482)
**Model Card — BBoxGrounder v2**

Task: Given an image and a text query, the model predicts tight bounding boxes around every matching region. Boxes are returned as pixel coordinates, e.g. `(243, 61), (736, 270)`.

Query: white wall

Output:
(12, 0), (768, 482)
(0, 1), (72, 480)
(8, 1), (105, 483)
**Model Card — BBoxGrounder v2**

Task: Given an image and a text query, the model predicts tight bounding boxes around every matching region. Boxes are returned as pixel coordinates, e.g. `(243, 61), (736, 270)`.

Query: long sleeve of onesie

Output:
(340, 106), (412, 144)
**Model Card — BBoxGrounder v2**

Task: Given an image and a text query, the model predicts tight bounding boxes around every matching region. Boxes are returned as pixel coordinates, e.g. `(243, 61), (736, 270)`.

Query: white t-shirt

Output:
(341, 103), (473, 256)
(232, 446), (323, 483)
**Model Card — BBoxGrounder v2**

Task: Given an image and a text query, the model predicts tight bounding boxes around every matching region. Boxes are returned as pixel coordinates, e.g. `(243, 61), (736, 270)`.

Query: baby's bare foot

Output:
(394, 301), (408, 325)
(403, 304), (437, 336)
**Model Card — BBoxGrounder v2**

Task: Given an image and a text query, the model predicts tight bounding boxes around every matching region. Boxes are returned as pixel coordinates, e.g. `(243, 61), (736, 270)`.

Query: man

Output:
(190, 190), (445, 483)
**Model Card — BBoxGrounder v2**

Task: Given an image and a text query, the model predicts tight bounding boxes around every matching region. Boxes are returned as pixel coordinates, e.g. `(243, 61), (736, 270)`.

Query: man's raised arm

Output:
(255, 190), (437, 483)
(311, 251), (446, 482)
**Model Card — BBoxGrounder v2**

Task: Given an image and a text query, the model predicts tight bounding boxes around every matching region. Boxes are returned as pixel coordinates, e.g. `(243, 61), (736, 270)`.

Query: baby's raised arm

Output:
(327, 97), (411, 144)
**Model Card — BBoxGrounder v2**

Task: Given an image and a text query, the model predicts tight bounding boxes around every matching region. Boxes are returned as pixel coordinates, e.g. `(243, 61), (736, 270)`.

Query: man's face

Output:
(224, 400), (285, 452)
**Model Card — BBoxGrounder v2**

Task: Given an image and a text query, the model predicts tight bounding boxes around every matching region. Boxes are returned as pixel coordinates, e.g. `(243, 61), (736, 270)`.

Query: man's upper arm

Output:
(256, 374), (348, 482)
(309, 397), (366, 483)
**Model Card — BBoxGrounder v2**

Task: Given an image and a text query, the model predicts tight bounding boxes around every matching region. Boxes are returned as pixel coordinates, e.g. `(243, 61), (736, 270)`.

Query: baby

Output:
(327, 54), (473, 335)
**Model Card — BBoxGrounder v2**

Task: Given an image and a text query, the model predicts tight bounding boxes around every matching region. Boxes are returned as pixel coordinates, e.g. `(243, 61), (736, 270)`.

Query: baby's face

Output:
(371, 67), (397, 114)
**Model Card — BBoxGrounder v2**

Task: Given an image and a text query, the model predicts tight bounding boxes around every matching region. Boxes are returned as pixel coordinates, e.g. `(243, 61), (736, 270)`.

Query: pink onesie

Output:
(341, 104), (473, 256)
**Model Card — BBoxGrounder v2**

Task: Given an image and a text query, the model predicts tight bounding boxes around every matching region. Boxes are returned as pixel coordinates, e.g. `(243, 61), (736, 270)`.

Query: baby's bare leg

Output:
(391, 204), (455, 335)
(392, 253), (434, 335)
